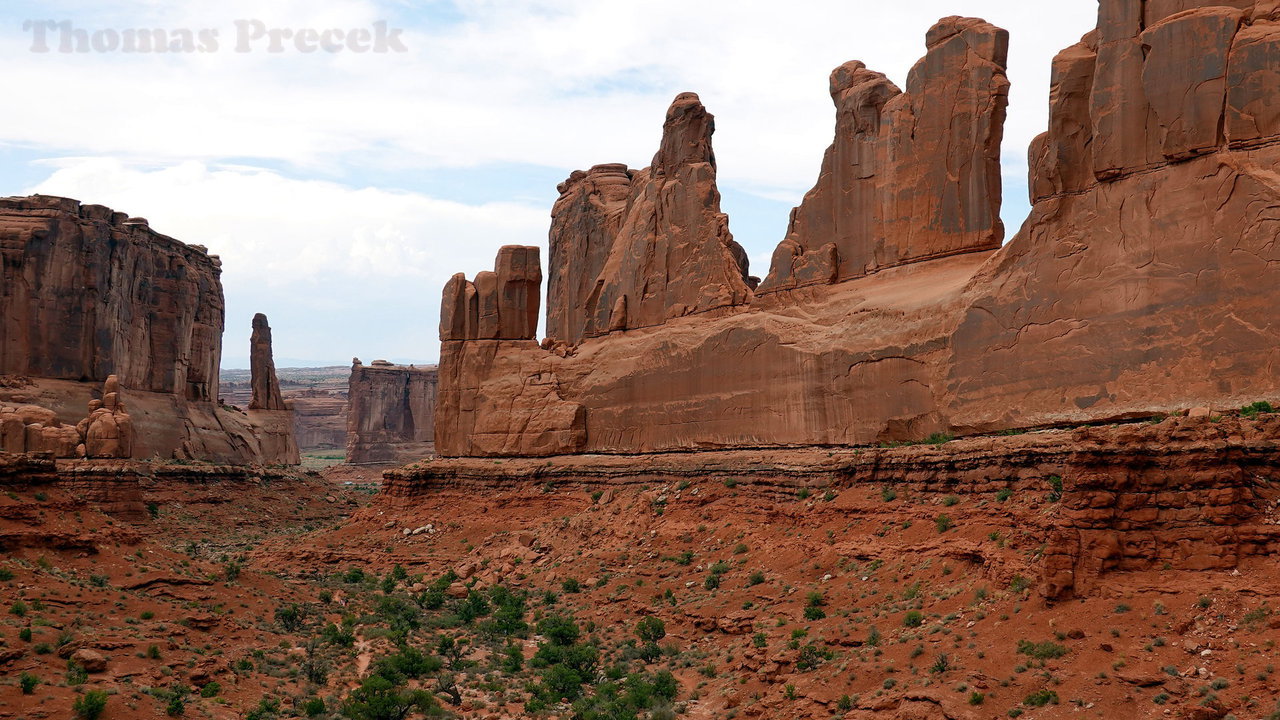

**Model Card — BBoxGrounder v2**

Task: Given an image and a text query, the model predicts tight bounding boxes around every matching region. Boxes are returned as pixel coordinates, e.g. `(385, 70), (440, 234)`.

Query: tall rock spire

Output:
(248, 313), (286, 411)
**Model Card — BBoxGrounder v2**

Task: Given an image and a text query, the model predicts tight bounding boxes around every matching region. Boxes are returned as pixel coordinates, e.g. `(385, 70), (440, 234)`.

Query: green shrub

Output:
(1017, 640), (1068, 660)
(73, 690), (109, 720)
(1010, 575), (1031, 593)
(903, 610), (924, 628)
(66, 659), (89, 686)
(561, 578), (581, 594)
(275, 603), (304, 632)
(935, 514), (954, 533)
(635, 616), (666, 643)
(19, 672), (37, 694)
(1241, 401), (1274, 418)
(803, 606), (826, 621)
(0, 568), (13, 581)
(968, 690), (985, 705)
(302, 697), (326, 717)
(1023, 689), (1059, 707)
(199, 681), (220, 698)
(1046, 475), (1064, 502)
(9, 601), (27, 617)
(996, 488), (1013, 502)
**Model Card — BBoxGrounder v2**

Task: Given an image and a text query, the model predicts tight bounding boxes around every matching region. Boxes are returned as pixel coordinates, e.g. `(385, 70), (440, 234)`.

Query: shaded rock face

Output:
(545, 94), (754, 344)
(436, 5), (1280, 458)
(440, 246), (541, 341)
(248, 313), (286, 411)
(546, 164), (633, 346)
(759, 17), (1008, 292)
(346, 360), (438, 464)
(0, 196), (292, 464)
(0, 196), (223, 401)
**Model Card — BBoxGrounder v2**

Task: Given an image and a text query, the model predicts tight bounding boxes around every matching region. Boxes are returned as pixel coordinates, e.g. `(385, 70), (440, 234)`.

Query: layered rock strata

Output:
(0, 196), (292, 464)
(346, 360), (438, 464)
(394, 417), (1280, 601)
(436, 6), (1280, 457)
(759, 16), (1009, 292)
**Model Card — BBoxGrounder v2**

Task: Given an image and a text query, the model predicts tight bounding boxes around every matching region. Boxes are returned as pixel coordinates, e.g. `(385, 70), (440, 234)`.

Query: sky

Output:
(1, 1), (1100, 368)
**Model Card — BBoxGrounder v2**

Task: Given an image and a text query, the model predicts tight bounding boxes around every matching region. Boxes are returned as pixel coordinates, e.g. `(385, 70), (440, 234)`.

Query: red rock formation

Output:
(759, 18), (1008, 292)
(544, 94), (753, 343)
(346, 359), (437, 464)
(248, 314), (286, 411)
(440, 247), (541, 342)
(435, 6), (1280, 458)
(0, 196), (293, 464)
(77, 375), (134, 459)
(546, 165), (633, 346)
(0, 196), (222, 400)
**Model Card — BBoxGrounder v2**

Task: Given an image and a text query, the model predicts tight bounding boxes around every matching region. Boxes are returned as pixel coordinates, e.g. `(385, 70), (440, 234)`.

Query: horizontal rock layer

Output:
(396, 417), (1280, 600)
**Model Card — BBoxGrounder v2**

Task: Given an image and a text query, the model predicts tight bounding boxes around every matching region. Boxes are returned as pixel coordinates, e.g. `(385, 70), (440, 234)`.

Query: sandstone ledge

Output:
(393, 415), (1280, 600)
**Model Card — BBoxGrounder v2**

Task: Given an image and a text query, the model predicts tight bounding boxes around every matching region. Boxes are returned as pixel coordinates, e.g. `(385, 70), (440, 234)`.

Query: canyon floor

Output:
(3, 419), (1280, 720)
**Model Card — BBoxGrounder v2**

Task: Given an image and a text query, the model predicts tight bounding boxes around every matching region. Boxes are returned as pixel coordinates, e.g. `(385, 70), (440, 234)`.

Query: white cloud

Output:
(27, 159), (547, 364)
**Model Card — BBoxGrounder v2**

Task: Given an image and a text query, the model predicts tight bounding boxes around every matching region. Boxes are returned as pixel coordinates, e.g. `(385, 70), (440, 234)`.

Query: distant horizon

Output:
(220, 358), (438, 372)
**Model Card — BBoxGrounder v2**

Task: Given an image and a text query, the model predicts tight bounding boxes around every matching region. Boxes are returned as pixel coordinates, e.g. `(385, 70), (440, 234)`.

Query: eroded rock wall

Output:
(0, 196), (223, 400)
(435, 5), (1280, 458)
(0, 196), (293, 464)
(760, 17), (1008, 292)
(347, 360), (438, 464)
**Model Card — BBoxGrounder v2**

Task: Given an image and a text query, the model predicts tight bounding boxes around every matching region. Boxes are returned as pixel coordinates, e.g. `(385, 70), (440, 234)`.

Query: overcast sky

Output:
(1, 0), (1099, 368)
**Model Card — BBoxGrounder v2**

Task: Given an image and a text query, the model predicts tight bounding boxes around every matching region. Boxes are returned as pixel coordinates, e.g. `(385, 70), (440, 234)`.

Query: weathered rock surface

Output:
(0, 196), (292, 464)
(440, 247), (541, 341)
(0, 195), (222, 400)
(545, 93), (754, 343)
(436, 5), (1280, 458)
(346, 360), (437, 464)
(396, 416), (1280, 601)
(547, 164), (633, 346)
(248, 314), (286, 411)
(760, 17), (1008, 292)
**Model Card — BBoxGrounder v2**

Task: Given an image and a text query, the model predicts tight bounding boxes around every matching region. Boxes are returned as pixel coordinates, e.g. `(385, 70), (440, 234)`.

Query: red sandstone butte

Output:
(346, 359), (438, 464)
(0, 196), (295, 464)
(547, 93), (754, 343)
(760, 16), (1008, 292)
(435, 6), (1280, 458)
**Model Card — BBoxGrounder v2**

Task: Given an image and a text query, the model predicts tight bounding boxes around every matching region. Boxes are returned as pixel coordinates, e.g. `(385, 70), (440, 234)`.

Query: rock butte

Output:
(436, 6), (1280, 458)
(0, 196), (297, 464)
(346, 359), (438, 465)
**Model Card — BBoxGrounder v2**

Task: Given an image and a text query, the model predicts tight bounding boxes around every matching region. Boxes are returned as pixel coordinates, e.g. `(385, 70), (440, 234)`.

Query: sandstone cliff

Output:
(1, 196), (222, 400)
(0, 196), (292, 464)
(346, 360), (437, 464)
(435, 6), (1280, 458)
(546, 93), (754, 344)
(759, 17), (1008, 292)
